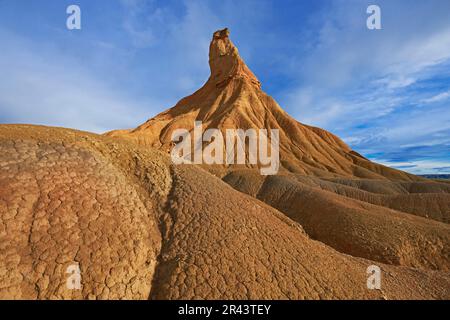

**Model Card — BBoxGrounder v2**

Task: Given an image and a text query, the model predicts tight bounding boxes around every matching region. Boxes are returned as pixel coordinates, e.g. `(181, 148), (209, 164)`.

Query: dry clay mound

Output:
(1, 125), (449, 299)
(106, 28), (418, 181)
(223, 171), (450, 272)
(104, 27), (450, 275)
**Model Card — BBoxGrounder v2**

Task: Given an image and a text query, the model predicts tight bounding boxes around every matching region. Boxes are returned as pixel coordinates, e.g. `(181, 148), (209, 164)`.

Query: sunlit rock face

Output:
(0, 28), (449, 300)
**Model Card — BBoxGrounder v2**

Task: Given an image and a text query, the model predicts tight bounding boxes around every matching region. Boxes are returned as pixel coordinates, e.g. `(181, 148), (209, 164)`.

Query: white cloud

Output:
(374, 76), (416, 89)
(0, 0), (272, 133)
(421, 91), (450, 104)
(0, 29), (155, 133)
(282, 1), (450, 112)
(374, 159), (450, 175)
(279, 0), (450, 170)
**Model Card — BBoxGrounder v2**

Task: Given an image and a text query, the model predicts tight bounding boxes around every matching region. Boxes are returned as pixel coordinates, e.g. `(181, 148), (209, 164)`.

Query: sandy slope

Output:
(1, 29), (449, 300)
(223, 170), (450, 272)
(106, 29), (418, 181)
(106, 28), (449, 275)
(0, 125), (449, 299)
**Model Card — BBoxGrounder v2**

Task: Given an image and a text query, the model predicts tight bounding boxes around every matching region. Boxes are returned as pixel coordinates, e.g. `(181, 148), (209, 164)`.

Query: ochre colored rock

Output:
(106, 28), (419, 181)
(1, 125), (449, 299)
(1, 29), (449, 300)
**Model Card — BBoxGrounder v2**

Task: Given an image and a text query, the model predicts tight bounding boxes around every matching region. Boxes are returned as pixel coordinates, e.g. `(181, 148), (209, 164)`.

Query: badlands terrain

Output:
(0, 29), (449, 299)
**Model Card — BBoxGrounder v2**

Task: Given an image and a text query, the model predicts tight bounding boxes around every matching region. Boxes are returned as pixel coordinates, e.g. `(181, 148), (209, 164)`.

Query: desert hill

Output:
(224, 170), (450, 271)
(106, 28), (418, 181)
(0, 125), (449, 299)
(105, 29), (450, 275)
(0, 29), (449, 300)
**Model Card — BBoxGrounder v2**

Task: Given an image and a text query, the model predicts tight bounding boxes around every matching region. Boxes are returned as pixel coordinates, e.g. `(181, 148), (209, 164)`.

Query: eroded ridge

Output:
(0, 125), (449, 300)
(150, 165), (450, 300)
(0, 132), (163, 299)
(224, 171), (450, 272)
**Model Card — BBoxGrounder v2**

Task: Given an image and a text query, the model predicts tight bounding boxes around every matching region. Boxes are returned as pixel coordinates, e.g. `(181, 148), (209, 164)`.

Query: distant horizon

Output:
(0, 0), (449, 175)
(418, 174), (450, 178)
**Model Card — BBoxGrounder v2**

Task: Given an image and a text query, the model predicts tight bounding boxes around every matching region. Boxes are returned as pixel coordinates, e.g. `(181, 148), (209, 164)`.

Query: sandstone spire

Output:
(1, 26), (449, 300)
(208, 28), (261, 89)
(106, 28), (419, 181)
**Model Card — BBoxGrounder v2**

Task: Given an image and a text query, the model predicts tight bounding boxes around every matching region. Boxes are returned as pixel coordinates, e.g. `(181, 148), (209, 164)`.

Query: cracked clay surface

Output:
(0, 125), (449, 299)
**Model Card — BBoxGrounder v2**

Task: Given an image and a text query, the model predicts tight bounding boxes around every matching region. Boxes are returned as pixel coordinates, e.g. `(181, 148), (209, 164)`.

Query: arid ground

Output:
(0, 29), (449, 299)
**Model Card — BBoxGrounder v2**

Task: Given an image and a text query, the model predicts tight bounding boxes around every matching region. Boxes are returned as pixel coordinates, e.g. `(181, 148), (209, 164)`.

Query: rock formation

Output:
(0, 29), (449, 299)
(107, 28), (418, 181)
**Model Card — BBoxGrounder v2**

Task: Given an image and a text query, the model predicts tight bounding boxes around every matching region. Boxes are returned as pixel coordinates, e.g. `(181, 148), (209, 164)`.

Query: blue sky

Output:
(0, 0), (449, 174)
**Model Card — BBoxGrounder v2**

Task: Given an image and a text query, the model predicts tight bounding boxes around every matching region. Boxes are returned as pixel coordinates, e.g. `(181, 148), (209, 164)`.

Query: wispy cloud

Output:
(279, 0), (450, 174)
(422, 90), (450, 104)
(0, 0), (272, 132)
(374, 159), (450, 175)
(0, 29), (153, 133)
(0, 0), (448, 173)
